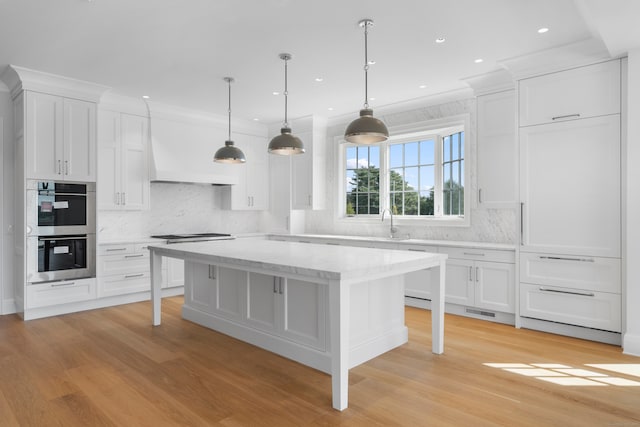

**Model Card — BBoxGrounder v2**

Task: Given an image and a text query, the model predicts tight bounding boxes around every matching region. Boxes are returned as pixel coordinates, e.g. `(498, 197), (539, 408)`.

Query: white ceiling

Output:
(1, 0), (638, 125)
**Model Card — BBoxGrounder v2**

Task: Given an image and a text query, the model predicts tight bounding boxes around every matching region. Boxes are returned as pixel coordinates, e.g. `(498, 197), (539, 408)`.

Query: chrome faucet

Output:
(381, 208), (399, 239)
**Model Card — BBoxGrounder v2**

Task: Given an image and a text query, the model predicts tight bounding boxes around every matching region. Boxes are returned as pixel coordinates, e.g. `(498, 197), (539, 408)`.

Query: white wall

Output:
(98, 182), (264, 242)
(304, 96), (517, 244)
(624, 49), (640, 356)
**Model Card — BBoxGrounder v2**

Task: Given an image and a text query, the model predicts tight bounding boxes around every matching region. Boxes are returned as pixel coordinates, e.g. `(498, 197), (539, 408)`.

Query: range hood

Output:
(148, 113), (240, 185)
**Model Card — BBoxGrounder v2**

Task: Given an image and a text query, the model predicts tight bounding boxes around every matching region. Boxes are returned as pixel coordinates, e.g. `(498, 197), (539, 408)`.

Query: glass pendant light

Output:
(268, 53), (305, 155)
(344, 19), (389, 144)
(214, 77), (246, 163)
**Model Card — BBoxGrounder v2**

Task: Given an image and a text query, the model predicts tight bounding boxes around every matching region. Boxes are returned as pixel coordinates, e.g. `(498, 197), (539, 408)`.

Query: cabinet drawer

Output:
(520, 283), (621, 332)
(400, 244), (439, 254)
(98, 252), (149, 276)
(519, 60), (620, 126)
(439, 246), (515, 263)
(27, 278), (97, 309)
(98, 243), (135, 256)
(520, 252), (620, 293)
(99, 272), (151, 297)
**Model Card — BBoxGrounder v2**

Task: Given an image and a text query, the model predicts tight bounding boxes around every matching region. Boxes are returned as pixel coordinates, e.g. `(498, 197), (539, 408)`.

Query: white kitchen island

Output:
(148, 239), (447, 411)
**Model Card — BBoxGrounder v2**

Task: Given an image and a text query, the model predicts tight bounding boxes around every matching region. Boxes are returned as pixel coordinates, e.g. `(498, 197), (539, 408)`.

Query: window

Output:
(342, 121), (467, 222)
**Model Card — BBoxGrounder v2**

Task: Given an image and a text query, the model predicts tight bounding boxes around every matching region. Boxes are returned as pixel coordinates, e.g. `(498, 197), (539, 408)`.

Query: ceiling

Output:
(1, 0), (639, 126)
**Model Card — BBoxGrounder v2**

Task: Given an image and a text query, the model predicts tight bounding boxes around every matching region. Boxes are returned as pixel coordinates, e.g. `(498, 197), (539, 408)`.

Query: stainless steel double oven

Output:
(26, 181), (96, 283)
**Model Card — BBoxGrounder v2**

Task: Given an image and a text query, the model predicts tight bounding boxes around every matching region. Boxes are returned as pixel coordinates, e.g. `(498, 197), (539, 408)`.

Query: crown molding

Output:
(1, 65), (110, 102)
(462, 68), (515, 96)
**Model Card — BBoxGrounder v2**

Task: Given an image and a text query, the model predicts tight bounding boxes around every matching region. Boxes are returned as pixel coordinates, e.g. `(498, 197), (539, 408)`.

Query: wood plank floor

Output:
(1, 297), (639, 426)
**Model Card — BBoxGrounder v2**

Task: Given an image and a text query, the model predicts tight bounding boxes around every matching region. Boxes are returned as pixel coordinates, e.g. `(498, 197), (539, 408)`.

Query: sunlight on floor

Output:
(484, 363), (640, 386)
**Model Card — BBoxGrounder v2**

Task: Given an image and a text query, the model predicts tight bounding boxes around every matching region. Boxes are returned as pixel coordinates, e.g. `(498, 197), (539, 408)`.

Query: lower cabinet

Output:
(185, 262), (327, 351)
(98, 242), (150, 297)
(26, 278), (97, 309)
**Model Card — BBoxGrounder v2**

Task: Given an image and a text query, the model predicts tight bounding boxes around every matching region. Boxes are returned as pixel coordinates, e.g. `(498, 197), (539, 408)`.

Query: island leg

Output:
(329, 279), (349, 410)
(150, 250), (163, 326)
(431, 260), (446, 354)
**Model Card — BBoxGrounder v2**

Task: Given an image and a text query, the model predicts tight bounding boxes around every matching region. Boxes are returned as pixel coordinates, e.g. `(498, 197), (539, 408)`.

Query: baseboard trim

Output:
(623, 332), (640, 356)
(1, 298), (16, 315)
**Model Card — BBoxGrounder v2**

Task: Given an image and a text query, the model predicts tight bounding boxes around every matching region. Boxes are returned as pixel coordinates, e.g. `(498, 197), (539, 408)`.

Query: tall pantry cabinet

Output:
(518, 60), (622, 340)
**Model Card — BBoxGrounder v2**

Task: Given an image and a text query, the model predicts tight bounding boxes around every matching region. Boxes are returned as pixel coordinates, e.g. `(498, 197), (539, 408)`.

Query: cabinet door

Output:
(245, 272), (278, 333)
(184, 262), (216, 312)
(121, 114), (149, 210)
(25, 92), (63, 180)
(519, 60), (620, 127)
(520, 115), (620, 257)
(445, 259), (474, 305)
(213, 267), (245, 322)
(477, 90), (516, 208)
(64, 98), (96, 181)
(246, 136), (269, 210)
(165, 258), (184, 288)
(280, 278), (326, 351)
(97, 110), (121, 209)
(475, 261), (515, 313)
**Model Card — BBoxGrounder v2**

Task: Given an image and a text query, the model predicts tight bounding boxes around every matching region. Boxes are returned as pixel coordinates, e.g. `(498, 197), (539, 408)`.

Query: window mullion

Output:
(434, 135), (443, 217)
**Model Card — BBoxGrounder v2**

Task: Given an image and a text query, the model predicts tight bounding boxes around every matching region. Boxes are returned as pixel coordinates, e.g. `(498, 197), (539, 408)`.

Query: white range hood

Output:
(148, 112), (239, 185)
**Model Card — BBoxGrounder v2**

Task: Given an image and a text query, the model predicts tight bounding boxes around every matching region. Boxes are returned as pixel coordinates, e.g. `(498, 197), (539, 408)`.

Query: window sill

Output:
(337, 215), (470, 228)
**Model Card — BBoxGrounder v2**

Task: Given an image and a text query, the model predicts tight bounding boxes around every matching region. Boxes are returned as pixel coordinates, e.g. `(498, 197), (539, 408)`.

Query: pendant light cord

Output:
(283, 56), (289, 128)
(363, 22), (369, 109)
(227, 79), (232, 141)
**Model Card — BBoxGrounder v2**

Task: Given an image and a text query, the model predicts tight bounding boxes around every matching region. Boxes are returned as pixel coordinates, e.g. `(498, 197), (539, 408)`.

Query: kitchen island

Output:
(148, 239), (447, 411)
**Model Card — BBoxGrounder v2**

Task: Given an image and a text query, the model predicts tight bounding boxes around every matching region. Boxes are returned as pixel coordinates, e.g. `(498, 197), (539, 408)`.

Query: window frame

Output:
(337, 114), (471, 227)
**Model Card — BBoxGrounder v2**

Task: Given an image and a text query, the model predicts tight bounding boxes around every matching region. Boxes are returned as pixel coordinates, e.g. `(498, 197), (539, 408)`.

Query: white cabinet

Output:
(97, 110), (149, 210)
(517, 60), (622, 338)
(165, 258), (185, 289)
(25, 91), (97, 181)
(439, 247), (516, 314)
(223, 134), (269, 210)
(519, 115), (620, 258)
(97, 243), (150, 297)
(185, 262), (327, 351)
(403, 245), (439, 300)
(26, 278), (97, 309)
(291, 116), (327, 210)
(476, 90), (517, 208)
(519, 60), (620, 127)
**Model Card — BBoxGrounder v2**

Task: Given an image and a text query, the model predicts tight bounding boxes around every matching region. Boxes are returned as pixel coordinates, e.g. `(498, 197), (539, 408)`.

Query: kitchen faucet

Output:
(381, 208), (399, 239)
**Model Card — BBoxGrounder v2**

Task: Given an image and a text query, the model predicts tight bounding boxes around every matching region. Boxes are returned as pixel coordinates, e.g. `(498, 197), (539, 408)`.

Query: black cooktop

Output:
(151, 233), (232, 240)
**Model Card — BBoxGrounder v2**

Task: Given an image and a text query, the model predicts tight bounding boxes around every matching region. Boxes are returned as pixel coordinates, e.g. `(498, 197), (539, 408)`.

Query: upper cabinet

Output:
(25, 92), (97, 182)
(291, 116), (327, 210)
(519, 60), (620, 127)
(476, 90), (517, 208)
(97, 110), (150, 210)
(222, 133), (269, 211)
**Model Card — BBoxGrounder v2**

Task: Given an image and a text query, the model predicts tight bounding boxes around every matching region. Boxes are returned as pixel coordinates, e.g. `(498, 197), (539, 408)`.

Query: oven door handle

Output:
(38, 236), (87, 241)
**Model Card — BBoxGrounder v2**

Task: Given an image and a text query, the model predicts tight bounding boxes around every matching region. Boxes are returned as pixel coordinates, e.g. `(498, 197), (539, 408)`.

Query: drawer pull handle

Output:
(208, 265), (216, 280)
(408, 248), (427, 252)
(539, 256), (595, 263)
(539, 287), (595, 297)
(463, 252), (485, 256)
(51, 281), (75, 287)
(125, 254), (145, 258)
(106, 248), (127, 252)
(551, 113), (581, 121)
(326, 242), (340, 246)
(125, 273), (144, 279)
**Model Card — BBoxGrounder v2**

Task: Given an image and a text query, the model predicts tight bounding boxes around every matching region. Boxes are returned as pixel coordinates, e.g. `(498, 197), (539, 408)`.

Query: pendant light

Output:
(344, 19), (389, 144)
(268, 53), (305, 155)
(214, 77), (246, 163)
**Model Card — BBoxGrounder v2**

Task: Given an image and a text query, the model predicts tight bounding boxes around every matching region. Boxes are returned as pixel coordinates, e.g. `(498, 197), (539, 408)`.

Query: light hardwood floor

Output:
(1, 297), (639, 426)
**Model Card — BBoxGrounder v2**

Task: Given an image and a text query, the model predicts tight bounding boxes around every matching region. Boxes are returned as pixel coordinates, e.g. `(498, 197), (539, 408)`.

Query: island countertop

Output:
(147, 238), (447, 281)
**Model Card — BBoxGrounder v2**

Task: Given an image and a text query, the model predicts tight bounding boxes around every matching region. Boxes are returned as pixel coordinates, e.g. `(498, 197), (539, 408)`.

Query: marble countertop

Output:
(148, 239), (446, 281)
(270, 233), (516, 251)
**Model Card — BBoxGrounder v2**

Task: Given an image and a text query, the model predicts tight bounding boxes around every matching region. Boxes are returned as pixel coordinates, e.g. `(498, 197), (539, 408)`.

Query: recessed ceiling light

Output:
(419, 84), (427, 89)
(367, 60), (376, 65)
(435, 37), (446, 44)
(314, 77), (324, 82)
(328, 107), (334, 111)
(369, 97), (376, 101)
(142, 95), (150, 99)
(253, 118), (260, 121)
(272, 91), (280, 95)
(538, 27), (549, 34)
(474, 58), (484, 64)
